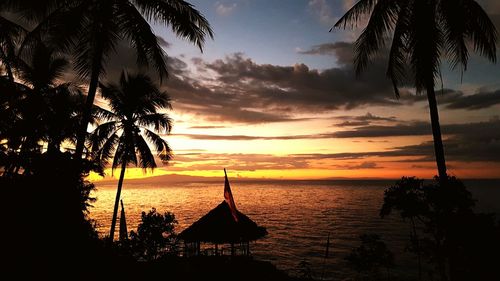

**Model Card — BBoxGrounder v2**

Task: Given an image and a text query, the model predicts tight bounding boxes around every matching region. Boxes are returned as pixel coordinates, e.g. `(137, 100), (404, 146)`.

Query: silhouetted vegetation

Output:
(90, 71), (173, 241)
(127, 208), (179, 261)
(295, 259), (314, 280)
(0, 0), (215, 279)
(380, 176), (500, 281)
(345, 234), (394, 281)
(334, 0), (497, 180)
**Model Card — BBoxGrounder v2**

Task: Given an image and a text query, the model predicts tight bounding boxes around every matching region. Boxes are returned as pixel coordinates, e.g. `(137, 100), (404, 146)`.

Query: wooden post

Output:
(215, 243), (218, 256)
(246, 241), (250, 256)
(231, 243), (235, 256)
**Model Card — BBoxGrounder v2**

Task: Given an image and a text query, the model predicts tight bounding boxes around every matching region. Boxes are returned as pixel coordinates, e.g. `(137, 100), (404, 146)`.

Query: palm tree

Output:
(0, 14), (25, 81)
(14, 43), (87, 156)
(334, 0), (497, 180)
(90, 71), (172, 241)
(17, 0), (212, 162)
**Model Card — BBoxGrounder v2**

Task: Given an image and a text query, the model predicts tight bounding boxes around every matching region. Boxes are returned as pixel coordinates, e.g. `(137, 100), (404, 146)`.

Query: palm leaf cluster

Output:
(0, 0), (212, 175)
(90, 72), (173, 172)
(335, 0), (497, 96)
(334, 0), (497, 179)
(0, 1), (212, 235)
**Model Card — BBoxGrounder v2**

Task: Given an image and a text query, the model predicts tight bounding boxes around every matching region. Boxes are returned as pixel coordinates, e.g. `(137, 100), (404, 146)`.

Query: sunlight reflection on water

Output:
(89, 179), (500, 280)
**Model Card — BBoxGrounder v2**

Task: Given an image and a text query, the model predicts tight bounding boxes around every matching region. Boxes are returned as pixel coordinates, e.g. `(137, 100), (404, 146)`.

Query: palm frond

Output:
(132, 0), (214, 51)
(134, 133), (157, 170)
(439, 0), (470, 74)
(333, 0), (378, 29)
(89, 121), (119, 153)
(95, 132), (119, 167)
(0, 15), (26, 80)
(386, 1), (411, 98)
(408, 0), (443, 92)
(74, 2), (119, 79)
(143, 128), (172, 162)
(47, 56), (69, 82)
(463, 0), (497, 63)
(137, 113), (173, 133)
(353, 0), (400, 76)
(92, 105), (117, 123)
(115, 1), (168, 81)
(99, 82), (126, 117)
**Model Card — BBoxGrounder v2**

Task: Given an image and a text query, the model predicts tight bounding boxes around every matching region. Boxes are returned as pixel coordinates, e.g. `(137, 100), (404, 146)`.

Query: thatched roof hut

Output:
(178, 200), (267, 244)
(179, 170), (267, 256)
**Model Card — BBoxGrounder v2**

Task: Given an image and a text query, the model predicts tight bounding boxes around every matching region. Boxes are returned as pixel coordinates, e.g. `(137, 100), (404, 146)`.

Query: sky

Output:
(90, 0), (500, 181)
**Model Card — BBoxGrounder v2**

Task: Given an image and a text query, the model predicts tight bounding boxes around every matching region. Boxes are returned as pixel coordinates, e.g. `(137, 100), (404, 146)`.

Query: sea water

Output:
(89, 179), (500, 280)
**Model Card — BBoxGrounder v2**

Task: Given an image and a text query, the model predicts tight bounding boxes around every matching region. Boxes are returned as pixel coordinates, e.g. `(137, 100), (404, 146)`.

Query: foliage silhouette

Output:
(90, 71), (173, 241)
(345, 234), (394, 281)
(8, 0), (213, 161)
(380, 176), (500, 281)
(334, 0), (498, 180)
(127, 208), (178, 261)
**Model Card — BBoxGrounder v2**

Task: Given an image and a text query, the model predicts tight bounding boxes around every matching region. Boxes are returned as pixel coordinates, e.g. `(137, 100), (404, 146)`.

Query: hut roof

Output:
(178, 201), (267, 244)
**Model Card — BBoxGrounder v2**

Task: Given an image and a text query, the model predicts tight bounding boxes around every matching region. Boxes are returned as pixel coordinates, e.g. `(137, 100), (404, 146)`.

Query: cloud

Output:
(331, 121), (430, 138)
(168, 153), (310, 171)
(188, 125), (228, 129)
(169, 49), (401, 124)
(298, 42), (353, 65)
(444, 90), (500, 110)
(162, 117), (500, 173)
(215, 1), (237, 16)
(308, 0), (336, 26)
(335, 120), (371, 127)
(334, 161), (382, 170)
(167, 153), (385, 172)
(94, 39), (499, 128)
(169, 118), (500, 164)
(333, 112), (398, 127)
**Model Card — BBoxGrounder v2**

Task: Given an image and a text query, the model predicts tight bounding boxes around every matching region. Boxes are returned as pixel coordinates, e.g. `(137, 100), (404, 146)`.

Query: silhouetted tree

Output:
(90, 71), (172, 241)
(334, 0), (497, 180)
(129, 208), (178, 261)
(295, 259), (314, 280)
(14, 0), (213, 162)
(380, 176), (500, 281)
(0, 12), (25, 81)
(345, 234), (394, 281)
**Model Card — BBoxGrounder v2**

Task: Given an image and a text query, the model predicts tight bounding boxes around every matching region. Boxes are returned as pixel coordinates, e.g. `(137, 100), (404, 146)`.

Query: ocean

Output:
(89, 179), (500, 280)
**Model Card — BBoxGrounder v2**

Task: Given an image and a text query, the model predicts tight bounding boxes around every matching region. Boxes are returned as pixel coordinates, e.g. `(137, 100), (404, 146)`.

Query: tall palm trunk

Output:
(109, 160), (127, 241)
(74, 69), (99, 160)
(426, 85), (447, 180)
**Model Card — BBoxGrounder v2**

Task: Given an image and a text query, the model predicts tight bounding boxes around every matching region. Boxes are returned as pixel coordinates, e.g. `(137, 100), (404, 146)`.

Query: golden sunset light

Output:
(3, 0), (500, 280)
